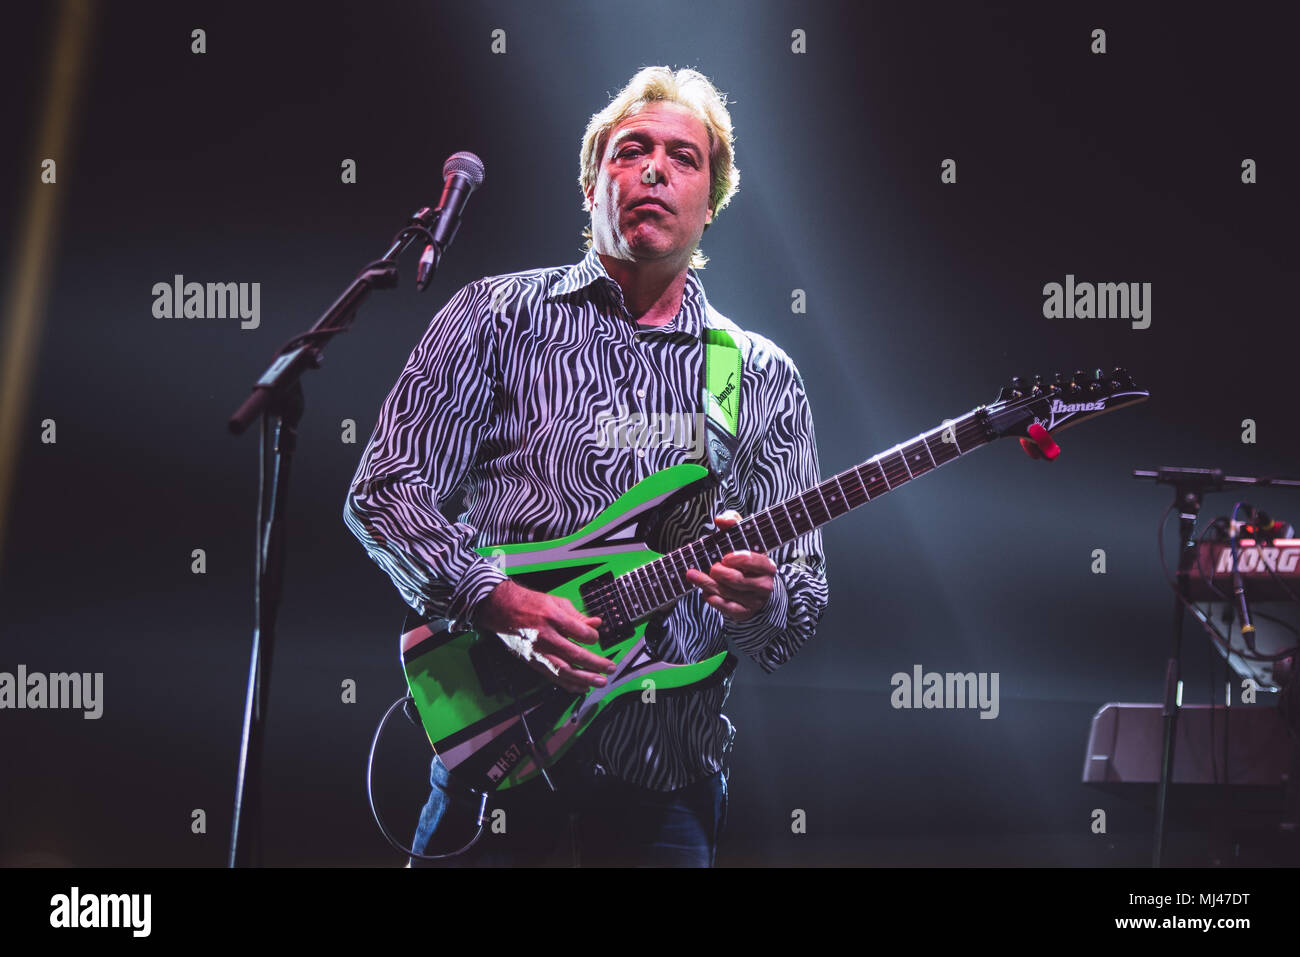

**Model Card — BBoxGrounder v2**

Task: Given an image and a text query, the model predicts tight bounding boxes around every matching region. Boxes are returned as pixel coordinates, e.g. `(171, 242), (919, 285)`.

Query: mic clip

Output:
(417, 242), (442, 292)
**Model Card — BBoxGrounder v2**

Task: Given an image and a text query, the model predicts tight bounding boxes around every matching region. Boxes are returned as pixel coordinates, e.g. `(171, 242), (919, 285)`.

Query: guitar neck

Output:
(616, 406), (996, 621)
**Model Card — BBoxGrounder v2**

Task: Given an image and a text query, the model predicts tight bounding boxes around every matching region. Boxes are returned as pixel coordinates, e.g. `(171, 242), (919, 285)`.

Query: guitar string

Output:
(572, 381), (1129, 623)
(577, 412), (993, 622)
(581, 417), (988, 618)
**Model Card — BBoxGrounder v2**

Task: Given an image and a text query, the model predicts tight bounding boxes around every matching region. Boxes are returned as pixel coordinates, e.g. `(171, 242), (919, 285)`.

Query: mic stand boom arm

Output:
(224, 203), (443, 868)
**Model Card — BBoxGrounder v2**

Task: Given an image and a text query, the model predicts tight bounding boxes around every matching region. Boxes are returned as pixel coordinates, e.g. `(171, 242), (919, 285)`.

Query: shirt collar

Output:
(545, 246), (707, 340)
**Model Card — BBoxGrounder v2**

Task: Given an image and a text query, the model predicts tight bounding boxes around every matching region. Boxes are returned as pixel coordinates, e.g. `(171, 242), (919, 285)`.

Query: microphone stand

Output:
(225, 204), (446, 867)
(1132, 466), (1300, 867)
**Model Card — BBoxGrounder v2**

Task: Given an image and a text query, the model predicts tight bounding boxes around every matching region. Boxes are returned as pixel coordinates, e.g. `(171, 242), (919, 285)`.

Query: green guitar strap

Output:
(701, 327), (742, 483)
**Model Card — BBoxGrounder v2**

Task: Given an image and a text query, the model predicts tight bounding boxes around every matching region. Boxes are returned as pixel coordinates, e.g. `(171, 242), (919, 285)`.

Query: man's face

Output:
(585, 101), (714, 265)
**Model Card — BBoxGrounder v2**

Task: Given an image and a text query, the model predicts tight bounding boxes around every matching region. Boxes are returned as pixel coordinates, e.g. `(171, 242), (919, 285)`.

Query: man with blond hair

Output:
(346, 66), (828, 867)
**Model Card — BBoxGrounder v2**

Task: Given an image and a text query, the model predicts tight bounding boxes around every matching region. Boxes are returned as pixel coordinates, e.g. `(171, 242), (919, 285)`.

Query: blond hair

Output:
(579, 66), (740, 270)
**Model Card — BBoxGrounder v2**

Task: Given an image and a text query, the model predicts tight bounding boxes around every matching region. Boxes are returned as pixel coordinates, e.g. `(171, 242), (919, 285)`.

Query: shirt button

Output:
(636, 388), (646, 398)
(637, 449), (646, 458)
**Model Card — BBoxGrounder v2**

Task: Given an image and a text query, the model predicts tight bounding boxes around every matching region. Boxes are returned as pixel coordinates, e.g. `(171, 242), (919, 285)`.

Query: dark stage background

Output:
(1, 1), (1297, 867)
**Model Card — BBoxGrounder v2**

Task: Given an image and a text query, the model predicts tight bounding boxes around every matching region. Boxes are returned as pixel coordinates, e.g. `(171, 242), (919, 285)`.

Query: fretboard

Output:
(613, 406), (994, 621)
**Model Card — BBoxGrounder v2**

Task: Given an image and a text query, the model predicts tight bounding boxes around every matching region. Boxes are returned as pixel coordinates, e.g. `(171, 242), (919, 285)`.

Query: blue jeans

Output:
(408, 752), (727, 867)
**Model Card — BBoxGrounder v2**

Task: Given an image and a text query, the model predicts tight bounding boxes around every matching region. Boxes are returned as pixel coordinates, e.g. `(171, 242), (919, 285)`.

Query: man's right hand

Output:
(470, 579), (617, 693)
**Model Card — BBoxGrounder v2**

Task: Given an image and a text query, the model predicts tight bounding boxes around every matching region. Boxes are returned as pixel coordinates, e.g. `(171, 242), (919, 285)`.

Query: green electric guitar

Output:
(398, 368), (1148, 791)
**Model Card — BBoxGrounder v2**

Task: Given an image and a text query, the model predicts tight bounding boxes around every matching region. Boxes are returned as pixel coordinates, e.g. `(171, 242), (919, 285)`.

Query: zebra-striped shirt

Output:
(344, 245), (829, 790)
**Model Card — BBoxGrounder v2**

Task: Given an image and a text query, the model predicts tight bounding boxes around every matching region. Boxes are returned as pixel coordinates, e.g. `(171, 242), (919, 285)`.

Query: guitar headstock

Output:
(985, 368), (1149, 440)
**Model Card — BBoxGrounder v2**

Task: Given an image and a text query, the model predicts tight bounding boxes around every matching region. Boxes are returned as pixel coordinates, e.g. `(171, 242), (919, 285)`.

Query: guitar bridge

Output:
(467, 632), (540, 697)
(580, 572), (635, 649)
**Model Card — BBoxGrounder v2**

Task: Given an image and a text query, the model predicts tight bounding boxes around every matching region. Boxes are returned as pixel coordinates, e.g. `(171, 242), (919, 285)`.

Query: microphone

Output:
(418, 151), (485, 290)
(1232, 507), (1257, 651)
(1232, 570), (1256, 651)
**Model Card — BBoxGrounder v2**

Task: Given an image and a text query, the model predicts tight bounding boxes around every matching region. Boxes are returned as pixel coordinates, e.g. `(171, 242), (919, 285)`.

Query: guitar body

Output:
(399, 463), (732, 792)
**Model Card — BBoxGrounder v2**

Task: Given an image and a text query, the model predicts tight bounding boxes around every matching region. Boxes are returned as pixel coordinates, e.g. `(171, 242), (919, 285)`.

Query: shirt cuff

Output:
(445, 559), (510, 630)
(721, 569), (790, 654)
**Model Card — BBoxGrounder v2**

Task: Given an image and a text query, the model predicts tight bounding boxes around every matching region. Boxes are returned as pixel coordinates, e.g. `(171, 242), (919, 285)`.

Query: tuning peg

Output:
(1072, 370), (1086, 388)
(1031, 375), (1043, 392)
(1011, 375), (1026, 392)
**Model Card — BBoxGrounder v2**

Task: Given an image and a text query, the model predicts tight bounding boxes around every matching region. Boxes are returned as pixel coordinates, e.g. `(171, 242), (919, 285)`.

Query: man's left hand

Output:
(684, 510), (778, 622)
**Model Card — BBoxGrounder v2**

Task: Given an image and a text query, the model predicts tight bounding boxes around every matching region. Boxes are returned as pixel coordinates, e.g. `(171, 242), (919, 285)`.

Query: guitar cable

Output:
(366, 694), (490, 862)
(367, 652), (567, 863)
